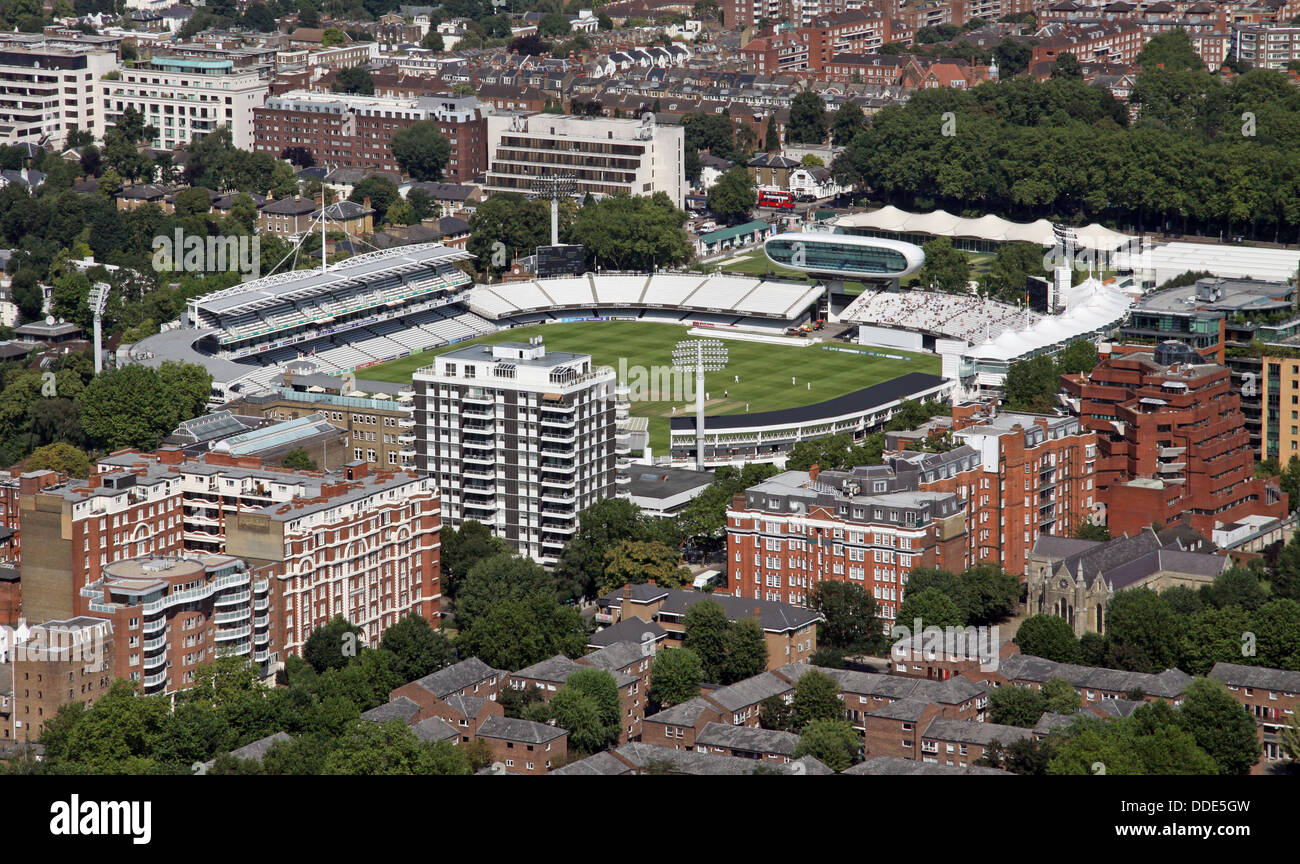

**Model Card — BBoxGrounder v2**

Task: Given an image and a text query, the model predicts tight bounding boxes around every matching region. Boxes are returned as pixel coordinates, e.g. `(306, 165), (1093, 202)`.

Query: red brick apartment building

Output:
(13, 450), (441, 687)
(1210, 663), (1300, 771)
(253, 91), (487, 181)
(725, 469), (967, 630)
(377, 658), (568, 772)
(728, 406), (1098, 619)
(4, 617), (113, 741)
(981, 654), (1193, 706)
(508, 651), (646, 743)
(642, 662), (986, 759)
(916, 717), (1032, 768)
(1061, 347), (1287, 538)
(1031, 20), (1146, 67)
(76, 554), (263, 697)
(594, 584), (821, 668)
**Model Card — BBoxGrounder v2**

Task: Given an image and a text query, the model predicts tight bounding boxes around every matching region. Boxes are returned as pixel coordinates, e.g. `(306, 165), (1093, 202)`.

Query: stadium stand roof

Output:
(836, 206), (1131, 251)
(1140, 242), (1300, 285)
(967, 277), (1133, 362)
(467, 273), (823, 321)
(670, 372), (949, 431)
(190, 244), (472, 318)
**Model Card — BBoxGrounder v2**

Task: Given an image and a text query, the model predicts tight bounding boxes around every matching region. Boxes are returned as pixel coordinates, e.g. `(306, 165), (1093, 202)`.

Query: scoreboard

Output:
(536, 244), (586, 278)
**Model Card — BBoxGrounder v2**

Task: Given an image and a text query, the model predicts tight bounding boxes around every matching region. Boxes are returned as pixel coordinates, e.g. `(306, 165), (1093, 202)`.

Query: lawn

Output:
(363, 321), (940, 455)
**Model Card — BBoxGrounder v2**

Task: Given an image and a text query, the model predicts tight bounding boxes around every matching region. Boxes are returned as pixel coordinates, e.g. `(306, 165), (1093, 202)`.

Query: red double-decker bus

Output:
(757, 188), (794, 209)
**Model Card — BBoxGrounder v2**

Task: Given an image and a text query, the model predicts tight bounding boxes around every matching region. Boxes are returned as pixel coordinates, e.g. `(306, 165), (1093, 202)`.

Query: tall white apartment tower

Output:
(0, 38), (118, 148)
(414, 339), (617, 564)
(484, 112), (686, 207)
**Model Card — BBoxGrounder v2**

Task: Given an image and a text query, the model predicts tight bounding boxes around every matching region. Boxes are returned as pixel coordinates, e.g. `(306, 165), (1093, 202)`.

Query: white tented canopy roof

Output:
(904, 209), (964, 237)
(969, 277), (1135, 362)
(837, 208), (1131, 251)
(1142, 242), (1300, 286)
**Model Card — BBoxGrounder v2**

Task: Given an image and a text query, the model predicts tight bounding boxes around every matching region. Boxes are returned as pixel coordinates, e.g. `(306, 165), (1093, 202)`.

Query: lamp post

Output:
(672, 338), (728, 470)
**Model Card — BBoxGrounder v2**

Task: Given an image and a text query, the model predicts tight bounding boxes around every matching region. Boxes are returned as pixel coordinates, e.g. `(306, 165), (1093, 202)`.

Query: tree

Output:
(808, 581), (880, 651)
(792, 670), (845, 729)
(764, 117), (780, 151)
(334, 65), (374, 95)
(11, 269), (42, 322)
(831, 100), (865, 145)
(1203, 563), (1268, 612)
(421, 30), (444, 51)
(538, 11), (571, 36)
(794, 719), (859, 771)
(77, 363), (209, 451)
(682, 113), (741, 164)
(241, 2), (275, 30)
(467, 192), (552, 274)
(321, 27), (347, 47)
(554, 498), (664, 603)
(23, 442), (91, 478)
(282, 448), (316, 471)
(1002, 353), (1060, 413)
(786, 91), (828, 145)
(1177, 678), (1261, 775)
(454, 553), (555, 629)
(917, 236), (971, 294)
(322, 721), (471, 774)
(993, 39), (1033, 76)
(440, 520), (510, 599)
(303, 616), (366, 673)
(897, 587), (964, 630)
(683, 600), (730, 682)
(348, 176), (400, 222)
(1050, 51), (1082, 80)
(721, 618), (769, 683)
(649, 648), (704, 707)
(1041, 676), (1081, 714)
(1074, 521), (1110, 542)
(759, 695), (797, 732)
(458, 595), (589, 671)
(1014, 614), (1081, 663)
(551, 668), (621, 754)
(571, 192), (692, 271)
(960, 563), (1020, 625)
(378, 615), (454, 684)
(706, 165), (757, 225)
(988, 684), (1047, 727)
(391, 121), (451, 181)
(599, 539), (689, 596)
(1104, 588), (1179, 672)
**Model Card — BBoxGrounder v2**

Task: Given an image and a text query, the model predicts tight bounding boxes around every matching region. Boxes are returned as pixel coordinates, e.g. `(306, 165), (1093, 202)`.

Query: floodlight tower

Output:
(531, 174), (578, 246)
(672, 338), (728, 470)
(87, 282), (111, 374)
(1050, 223), (1078, 314)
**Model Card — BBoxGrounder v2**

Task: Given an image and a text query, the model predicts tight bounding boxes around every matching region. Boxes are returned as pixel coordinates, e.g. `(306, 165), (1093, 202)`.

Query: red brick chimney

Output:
(809, 462), (820, 483)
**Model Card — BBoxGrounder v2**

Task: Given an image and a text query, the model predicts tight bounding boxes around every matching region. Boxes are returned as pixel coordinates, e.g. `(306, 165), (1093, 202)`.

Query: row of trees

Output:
(898, 563), (1022, 629)
(466, 191), (694, 277)
(0, 352), (212, 467)
(981, 678), (1263, 775)
(1015, 561), (1300, 676)
(831, 31), (1300, 241)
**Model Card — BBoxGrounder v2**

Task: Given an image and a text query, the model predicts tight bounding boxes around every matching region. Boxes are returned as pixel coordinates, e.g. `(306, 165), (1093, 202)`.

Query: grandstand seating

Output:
(464, 274), (821, 322)
(841, 289), (1041, 343)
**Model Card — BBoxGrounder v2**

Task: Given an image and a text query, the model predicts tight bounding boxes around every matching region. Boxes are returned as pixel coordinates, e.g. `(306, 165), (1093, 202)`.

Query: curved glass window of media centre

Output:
(764, 237), (917, 277)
